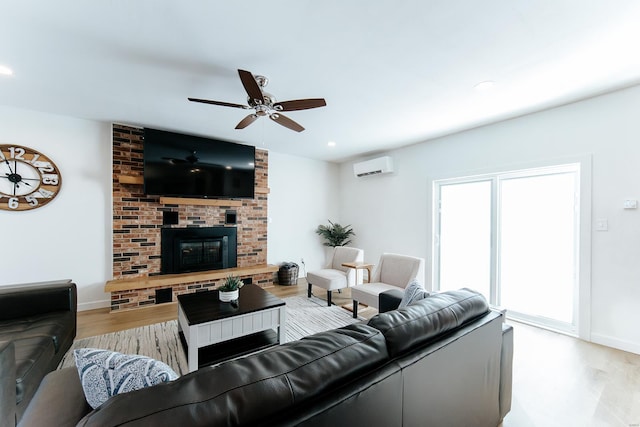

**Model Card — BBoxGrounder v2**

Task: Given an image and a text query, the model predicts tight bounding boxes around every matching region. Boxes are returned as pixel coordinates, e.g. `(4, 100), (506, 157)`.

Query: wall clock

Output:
(0, 144), (62, 211)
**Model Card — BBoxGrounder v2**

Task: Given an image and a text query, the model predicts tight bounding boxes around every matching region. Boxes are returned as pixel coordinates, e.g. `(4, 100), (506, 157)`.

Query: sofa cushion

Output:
(78, 323), (388, 426)
(306, 269), (348, 291)
(74, 349), (179, 409)
(0, 311), (75, 353)
(367, 288), (489, 356)
(12, 336), (56, 406)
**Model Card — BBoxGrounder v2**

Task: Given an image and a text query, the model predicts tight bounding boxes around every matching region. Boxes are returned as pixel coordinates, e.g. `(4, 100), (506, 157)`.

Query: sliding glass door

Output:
(434, 164), (580, 334)
(438, 180), (492, 298)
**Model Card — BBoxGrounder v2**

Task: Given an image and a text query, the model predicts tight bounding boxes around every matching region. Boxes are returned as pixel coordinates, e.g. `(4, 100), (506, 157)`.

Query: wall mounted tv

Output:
(143, 128), (255, 199)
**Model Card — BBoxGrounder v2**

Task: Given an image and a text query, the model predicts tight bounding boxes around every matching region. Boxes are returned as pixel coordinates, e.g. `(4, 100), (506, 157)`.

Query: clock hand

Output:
(15, 181), (33, 192)
(3, 158), (14, 175)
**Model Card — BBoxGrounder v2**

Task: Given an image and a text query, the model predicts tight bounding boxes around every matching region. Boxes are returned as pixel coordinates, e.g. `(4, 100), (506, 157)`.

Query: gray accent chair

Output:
(306, 246), (364, 306)
(350, 253), (425, 318)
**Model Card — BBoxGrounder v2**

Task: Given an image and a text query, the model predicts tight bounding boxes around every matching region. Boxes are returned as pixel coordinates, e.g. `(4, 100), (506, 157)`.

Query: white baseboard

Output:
(590, 333), (640, 356)
(78, 299), (110, 312)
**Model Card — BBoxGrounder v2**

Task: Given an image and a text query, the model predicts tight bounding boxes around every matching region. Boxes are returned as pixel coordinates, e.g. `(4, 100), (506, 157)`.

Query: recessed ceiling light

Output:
(0, 65), (14, 76)
(225, 166), (232, 170)
(328, 141), (336, 147)
(474, 80), (495, 91)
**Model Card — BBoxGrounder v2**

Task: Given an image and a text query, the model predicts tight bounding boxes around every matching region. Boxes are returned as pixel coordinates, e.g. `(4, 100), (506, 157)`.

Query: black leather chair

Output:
(0, 341), (16, 427)
(0, 280), (77, 423)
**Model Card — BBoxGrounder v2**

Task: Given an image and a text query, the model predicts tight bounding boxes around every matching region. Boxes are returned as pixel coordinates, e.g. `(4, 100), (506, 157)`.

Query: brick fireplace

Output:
(108, 124), (275, 311)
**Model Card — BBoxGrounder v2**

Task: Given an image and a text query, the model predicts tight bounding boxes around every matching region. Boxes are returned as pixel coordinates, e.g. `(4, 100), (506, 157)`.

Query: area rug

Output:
(59, 295), (361, 375)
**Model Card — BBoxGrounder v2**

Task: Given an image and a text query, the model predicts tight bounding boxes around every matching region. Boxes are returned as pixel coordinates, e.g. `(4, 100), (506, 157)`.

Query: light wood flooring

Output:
(78, 282), (640, 426)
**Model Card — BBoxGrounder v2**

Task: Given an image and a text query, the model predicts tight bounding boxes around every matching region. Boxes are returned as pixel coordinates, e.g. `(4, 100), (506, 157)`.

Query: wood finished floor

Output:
(78, 282), (640, 426)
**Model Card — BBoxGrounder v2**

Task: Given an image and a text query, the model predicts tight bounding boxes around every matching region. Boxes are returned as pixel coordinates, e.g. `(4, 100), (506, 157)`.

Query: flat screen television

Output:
(143, 128), (255, 199)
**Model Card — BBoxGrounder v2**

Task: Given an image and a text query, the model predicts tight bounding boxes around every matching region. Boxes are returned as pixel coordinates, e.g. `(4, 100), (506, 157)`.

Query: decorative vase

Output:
(219, 289), (239, 302)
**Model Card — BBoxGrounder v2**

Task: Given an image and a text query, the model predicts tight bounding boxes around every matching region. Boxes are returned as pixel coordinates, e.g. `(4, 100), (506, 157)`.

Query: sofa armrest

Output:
(1, 341), (16, 427)
(19, 367), (91, 427)
(499, 323), (514, 421)
(0, 280), (77, 323)
(378, 289), (404, 313)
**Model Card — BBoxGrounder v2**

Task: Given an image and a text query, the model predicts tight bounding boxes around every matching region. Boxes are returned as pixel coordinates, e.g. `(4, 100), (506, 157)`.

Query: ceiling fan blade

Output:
(270, 113), (305, 132)
(238, 69), (264, 104)
(274, 98), (327, 111)
(188, 97), (250, 109)
(235, 114), (259, 130)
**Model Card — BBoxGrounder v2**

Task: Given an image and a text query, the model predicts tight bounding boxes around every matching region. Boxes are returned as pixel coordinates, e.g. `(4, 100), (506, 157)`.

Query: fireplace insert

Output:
(161, 227), (237, 274)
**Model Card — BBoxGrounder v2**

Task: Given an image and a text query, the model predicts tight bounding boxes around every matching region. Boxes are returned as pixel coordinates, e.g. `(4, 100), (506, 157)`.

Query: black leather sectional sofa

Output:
(20, 287), (513, 427)
(0, 280), (77, 426)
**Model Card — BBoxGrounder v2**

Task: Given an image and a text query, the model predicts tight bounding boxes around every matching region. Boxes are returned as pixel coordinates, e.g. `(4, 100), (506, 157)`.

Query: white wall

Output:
(267, 151), (340, 277)
(339, 84), (640, 355)
(0, 105), (112, 310)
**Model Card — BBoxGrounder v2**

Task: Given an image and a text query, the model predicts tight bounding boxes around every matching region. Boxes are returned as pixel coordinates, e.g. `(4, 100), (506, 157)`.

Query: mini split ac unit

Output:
(353, 156), (394, 178)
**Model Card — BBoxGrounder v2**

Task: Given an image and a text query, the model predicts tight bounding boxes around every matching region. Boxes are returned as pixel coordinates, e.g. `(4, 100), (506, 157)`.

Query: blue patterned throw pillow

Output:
(74, 348), (179, 409)
(398, 279), (429, 308)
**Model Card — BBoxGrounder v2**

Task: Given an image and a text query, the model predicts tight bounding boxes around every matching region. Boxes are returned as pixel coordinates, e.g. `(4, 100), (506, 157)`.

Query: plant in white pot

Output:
(218, 275), (244, 302)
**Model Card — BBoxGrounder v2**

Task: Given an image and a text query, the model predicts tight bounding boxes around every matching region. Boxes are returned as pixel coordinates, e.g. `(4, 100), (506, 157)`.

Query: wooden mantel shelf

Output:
(159, 197), (243, 207)
(105, 264), (279, 293)
(118, 175), (144, 185)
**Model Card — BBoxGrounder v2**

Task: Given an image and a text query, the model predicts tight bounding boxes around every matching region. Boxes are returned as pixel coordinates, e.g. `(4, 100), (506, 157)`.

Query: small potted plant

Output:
(218, 275), (244, 302)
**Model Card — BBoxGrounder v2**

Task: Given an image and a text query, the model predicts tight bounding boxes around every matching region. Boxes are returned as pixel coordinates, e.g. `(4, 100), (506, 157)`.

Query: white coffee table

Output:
(177, 284), (286, 372)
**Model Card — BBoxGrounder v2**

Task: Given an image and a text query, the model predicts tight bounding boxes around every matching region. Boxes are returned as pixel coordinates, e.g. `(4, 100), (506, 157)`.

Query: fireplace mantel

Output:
(105, 264), (279, 293)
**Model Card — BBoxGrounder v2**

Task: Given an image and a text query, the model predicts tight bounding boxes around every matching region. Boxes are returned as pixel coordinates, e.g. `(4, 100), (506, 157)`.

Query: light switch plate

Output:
(596, 219), (608, 231)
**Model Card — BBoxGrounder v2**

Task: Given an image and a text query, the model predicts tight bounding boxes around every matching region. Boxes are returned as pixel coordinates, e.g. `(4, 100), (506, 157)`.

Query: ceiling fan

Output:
(188, 69), (326, 132)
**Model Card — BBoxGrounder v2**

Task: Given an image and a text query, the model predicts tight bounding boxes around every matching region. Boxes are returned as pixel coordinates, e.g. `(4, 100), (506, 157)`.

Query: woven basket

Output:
(278, 263), (299, 286)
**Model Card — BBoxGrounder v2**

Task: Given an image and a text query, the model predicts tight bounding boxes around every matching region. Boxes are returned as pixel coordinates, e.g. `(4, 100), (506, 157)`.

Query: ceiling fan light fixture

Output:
(254, 75), (268, 88)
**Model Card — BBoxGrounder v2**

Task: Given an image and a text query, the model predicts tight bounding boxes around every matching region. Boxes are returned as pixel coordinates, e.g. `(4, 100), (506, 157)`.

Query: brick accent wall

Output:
(110, 124), (272, 310)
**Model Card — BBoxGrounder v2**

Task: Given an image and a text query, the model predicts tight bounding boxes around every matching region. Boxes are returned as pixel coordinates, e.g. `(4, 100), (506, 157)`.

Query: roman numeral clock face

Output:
(0, 145), (62, 211)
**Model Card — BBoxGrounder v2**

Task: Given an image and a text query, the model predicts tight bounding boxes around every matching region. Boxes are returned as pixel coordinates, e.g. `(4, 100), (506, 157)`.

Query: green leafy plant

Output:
(315, 220), (355, 247)
(219, 275), (244, 292)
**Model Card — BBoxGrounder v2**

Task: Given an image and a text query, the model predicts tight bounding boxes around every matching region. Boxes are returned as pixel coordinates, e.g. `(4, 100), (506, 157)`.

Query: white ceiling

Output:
(2, 1), (640, 162)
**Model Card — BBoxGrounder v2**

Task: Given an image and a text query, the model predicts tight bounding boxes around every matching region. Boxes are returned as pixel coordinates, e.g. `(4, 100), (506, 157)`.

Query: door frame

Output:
(431, 155), (592, 339)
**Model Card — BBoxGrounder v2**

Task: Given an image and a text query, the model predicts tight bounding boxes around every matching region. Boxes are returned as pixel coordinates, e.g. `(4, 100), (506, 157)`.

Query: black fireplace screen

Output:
(161, 227), (237, 274)
(178, 238), (225, 271)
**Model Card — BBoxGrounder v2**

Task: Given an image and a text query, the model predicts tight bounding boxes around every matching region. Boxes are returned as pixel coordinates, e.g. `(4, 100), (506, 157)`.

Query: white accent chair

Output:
(306, 246), (364, 306)
(350, 253), (425, 318)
